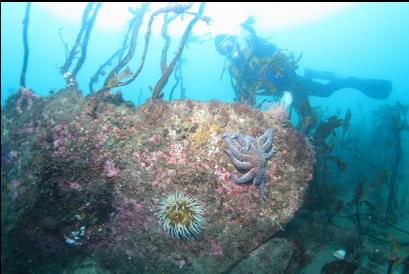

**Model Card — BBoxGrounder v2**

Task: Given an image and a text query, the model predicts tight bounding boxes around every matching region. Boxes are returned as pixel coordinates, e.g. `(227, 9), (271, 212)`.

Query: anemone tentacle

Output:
(157, 191), (205, 240)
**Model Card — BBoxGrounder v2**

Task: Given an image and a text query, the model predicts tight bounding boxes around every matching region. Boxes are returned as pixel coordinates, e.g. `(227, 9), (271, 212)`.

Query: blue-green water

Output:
(2, 3), (409, 106)
(1, 3), (408, 274)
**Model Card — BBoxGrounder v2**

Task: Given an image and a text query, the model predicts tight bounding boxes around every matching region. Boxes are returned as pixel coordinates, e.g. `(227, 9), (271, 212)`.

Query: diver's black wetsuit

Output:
(215, 19), (392, 106)
(292, 74), (392, 99)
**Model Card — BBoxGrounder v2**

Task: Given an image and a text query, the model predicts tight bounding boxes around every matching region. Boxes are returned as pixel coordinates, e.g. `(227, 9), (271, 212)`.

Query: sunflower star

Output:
(223, 128), (274, 198)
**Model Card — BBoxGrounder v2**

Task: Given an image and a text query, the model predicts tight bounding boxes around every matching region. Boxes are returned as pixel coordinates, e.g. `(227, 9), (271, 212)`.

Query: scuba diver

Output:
(214, 17), (392, 121)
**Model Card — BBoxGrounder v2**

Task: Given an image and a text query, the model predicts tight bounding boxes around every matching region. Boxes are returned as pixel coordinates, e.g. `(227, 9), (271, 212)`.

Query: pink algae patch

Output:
(214, 167), (247, 195)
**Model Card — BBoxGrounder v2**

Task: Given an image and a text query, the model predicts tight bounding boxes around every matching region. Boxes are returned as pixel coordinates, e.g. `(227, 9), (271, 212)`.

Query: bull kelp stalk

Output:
(105, 3), (194, 90)
(58, 27), (70, 62)
(71, 3), (101, 79)
(60, 3), (101, 86)
(89, 48), (121, 93)
(16, 2), (39, 114)
(15, 2), (40, 114)
(60, 3), (93, 74)
(169, 62), (185, 101)
(160, 12), (182, 101)
(152, 3), (206, 100)
(351, 177), (365, 241)
(102, 3), (150, 89)
(20, 2), (31, 88)
(307, 116), (343, 227)
(89, 7), (141, 93)
(385, 103), (409, 219)
(160, 13), (178, 75)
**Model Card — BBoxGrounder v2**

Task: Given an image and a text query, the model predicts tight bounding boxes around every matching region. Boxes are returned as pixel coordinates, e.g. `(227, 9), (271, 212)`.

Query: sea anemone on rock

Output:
(157, 191), (205, 240)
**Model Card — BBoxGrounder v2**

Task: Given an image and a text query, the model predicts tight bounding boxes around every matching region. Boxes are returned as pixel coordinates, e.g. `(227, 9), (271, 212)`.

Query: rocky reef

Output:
(1, 88), (314, 273)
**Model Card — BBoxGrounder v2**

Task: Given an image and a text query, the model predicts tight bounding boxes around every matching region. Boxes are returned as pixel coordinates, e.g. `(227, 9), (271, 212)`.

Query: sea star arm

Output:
(232, 167), (257, 184)
(258, 128), (273, 152)
(223, 134), (246, 161)
(264, 150), (274, 160)
(226, 149), (253, 170)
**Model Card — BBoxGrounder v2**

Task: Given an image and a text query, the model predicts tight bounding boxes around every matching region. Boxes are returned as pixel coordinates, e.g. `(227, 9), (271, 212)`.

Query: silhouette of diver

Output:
(214, 16), (392, 109)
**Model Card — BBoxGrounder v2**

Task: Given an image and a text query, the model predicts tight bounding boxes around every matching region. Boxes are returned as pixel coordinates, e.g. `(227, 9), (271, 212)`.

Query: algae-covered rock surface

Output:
(1, 88), (314, 273)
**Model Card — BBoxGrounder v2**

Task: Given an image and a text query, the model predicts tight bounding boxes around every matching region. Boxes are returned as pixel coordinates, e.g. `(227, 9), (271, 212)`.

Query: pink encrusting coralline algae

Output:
(1, 89), (314, 273)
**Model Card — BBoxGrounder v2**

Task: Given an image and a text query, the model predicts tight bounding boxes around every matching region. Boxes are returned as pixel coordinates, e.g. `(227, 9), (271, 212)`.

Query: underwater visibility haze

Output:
(1, 2), (409, 273)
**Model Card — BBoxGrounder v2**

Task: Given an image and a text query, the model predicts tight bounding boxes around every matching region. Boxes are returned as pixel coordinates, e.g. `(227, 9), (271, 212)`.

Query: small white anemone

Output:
(333, 249), (346, 260)
(63, 71), (72, 79)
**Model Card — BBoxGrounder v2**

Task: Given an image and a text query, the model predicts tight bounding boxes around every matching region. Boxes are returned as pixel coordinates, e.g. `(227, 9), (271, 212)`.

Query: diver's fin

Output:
(347, 77), (392, 99)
